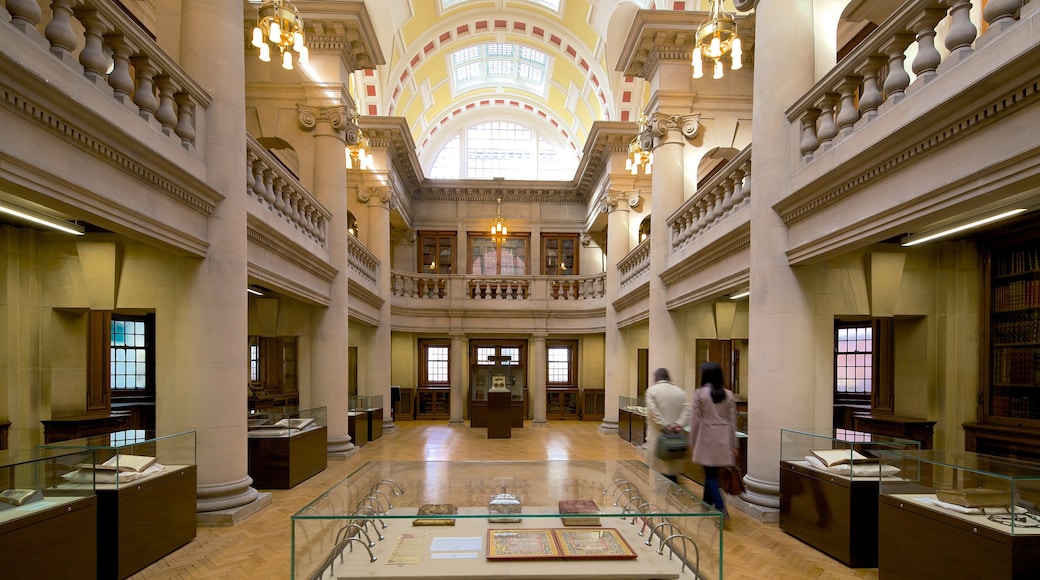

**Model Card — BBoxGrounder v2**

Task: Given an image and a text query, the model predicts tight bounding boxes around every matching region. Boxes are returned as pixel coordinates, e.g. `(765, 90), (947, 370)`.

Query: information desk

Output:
(292, 460), (723, 580)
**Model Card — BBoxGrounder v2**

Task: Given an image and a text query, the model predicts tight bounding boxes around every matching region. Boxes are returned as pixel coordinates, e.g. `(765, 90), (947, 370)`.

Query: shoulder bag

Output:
(655, 430), (689, 460)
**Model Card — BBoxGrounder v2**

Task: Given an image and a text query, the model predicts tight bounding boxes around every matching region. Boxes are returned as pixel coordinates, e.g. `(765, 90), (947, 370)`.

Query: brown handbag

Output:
(721, 466), (746, 496)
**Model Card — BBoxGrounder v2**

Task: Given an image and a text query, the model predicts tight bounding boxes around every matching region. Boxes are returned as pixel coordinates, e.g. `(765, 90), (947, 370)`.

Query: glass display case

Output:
(349, 397), (384, 446)
(247, 407), (328, 490)
(0, 448), (98, 578)
(876, 449), (1040, 579)
(470, 350), (525, 429)
(618, 396), (647, 446)
(779, 428), (920, 568)
(39, 430), (197, 579)
(291, 460), (724, 580)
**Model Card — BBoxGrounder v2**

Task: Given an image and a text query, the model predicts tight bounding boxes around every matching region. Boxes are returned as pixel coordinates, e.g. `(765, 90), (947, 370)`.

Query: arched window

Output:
(428, 120), (574, 180)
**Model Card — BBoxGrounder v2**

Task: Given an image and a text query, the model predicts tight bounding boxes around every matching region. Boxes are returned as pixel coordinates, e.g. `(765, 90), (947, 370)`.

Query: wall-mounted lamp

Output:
(0, 199), (84, 235)
(900, 207), (1029, 247)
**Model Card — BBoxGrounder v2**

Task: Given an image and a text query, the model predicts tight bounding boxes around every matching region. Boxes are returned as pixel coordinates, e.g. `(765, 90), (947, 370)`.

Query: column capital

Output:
(357, 185), (392, 205)
(297, 104), (348, 134)
(649, 111), (701, 142)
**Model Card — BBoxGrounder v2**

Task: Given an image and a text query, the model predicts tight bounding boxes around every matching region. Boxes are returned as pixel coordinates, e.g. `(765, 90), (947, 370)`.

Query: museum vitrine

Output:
(779, 428), (920, 567)
(618, 396), (647, 446)
(40, 430), (197, 579)
(291, 460), (724, 580)
(248, 406), (328, 489)
(0, 448), (98, 578)
(470, 342), (526, 428)
(877, 449), (1040, 579)
(350, 396), (384, 444)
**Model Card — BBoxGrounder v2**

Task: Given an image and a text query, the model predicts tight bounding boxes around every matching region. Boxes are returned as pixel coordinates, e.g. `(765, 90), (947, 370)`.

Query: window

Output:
(835, 322), (872, 396)
(111, 314), (154, 396)
(469, 234), (529, 275)
(428, 121), (575, 181)
(247, 336), (298, 395)
(450, 44), (548, 96)
(420, 339), (451, 386)
(547, 341), (577, 386)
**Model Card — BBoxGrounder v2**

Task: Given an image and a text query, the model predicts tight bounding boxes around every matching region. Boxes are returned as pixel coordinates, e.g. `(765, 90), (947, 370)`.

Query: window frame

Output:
(468, 233), (531, 275)
(834, 320), (873, 403)
(542, 233), (579, 276)
(547, 340), (577, 387)
(419, 338), (452, 387)
(417, 231), (457, 274)
(109, 313), (156, 399)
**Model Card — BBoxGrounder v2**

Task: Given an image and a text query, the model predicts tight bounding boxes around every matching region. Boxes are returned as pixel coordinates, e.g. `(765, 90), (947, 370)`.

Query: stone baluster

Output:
(250, 158), (266, 199)
(835, 77), (862, 136)
(262, 169), (277, 206)
(173, 93), (196, 148)
(7, 0), (43, 34)
(910, 8), (947, 81)
(75, 8), (110, 82)
(245, 152), (256, 194)
(944, 0), (977, 57)
(816, 93), (839, 148)
(856, 56), (887, 121)
(720, 177), (736, 216)
(131, 56), (160, 121)
(316, 214), (327, 243)
(695, 197), (709, 231)
(44, 0), (78, 63)
(730, 165), (747, 208)
(273, 181), (287, 213)
(289, 190), (302, 226)
(798, 109), (820, 157)
(710, 188), (725, 225)
(882, 34), (915, 101)
(984, 0), (1021, 31)
(154, 76), (179, 136)
(105, 35), (135, 105)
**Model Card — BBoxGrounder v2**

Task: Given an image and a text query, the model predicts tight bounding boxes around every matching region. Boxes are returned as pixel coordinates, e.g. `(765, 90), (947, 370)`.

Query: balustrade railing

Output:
(347, 236), (378, 286)
(617, 238), (651, 288)
(788, 0), (1028, 160)
(247, 136), (329, 245)
(669, 147), (751, 252)
(389, 272), (606, 301)
(3, 0), (210, 149)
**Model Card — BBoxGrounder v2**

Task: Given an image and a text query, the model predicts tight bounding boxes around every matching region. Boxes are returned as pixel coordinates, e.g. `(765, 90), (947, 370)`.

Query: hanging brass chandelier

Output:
(251, 0), (309, 71)
(625, 114), (652, 176)
(692, 0), (742, 80)
(491, 197), (508, 237)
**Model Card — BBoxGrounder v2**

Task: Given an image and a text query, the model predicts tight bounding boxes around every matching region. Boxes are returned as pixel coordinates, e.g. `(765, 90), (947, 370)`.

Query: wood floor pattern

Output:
(132, 421), (878, 580)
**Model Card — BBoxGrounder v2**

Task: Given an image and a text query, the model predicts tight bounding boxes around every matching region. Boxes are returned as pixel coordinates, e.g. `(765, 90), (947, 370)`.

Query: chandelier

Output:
(692, 0), (742, 79)
(251, 0), (309, 71)
(491, 197), (508, 237)
(345, 110), (374, 170)
(625, 115), (652, 175)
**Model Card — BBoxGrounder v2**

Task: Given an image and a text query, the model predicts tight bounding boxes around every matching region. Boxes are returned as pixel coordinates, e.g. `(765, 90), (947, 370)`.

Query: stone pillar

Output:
(299, 104), (353, 454)
(600, 191), (632, 433)
(359, 186), (394, 428)
(647, 112), (700, 380)
(531, 333), (547, 425)
(449, 332), (465, 424)
(173, 0), (256, 514)
(745, 0), (819, 511)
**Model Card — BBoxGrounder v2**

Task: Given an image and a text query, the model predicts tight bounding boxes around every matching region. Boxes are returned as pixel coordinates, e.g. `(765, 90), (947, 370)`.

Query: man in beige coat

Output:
(645, 368), (690, 482)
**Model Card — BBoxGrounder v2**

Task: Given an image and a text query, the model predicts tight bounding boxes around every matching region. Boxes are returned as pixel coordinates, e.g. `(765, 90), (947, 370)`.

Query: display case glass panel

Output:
(781, 428), (920, 477)
(619, 396), (646, 416)
(349, 397), (383, 413)
(878, 449), (1040, 534)
(291, 460), (723, 580)
(0, 448), (95, 520)
(248, 406), (327, 438)
(39, 430), (196, 489)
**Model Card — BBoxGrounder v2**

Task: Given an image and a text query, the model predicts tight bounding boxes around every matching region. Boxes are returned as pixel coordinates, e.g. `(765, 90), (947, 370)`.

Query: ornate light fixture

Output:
(345, 110), (374, 170)
(491, 196), (508, 237)
(625, 115), (652, 175)
(251, 0), (309, 71)
(692, 0), (742, 80)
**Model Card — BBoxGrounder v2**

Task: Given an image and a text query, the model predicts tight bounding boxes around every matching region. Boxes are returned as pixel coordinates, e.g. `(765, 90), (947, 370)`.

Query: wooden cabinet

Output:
(418, 231), (456, 274)
(546, 387), (579, 420)
(393, 387), (415, 421)
(0, 496), (98, 579)
(41, 414), (131, 443)
(416, 388), (450, 420)
(542, 233), (578, 275)
(581, 389), (605, 421)
(248, 426), (328, 489)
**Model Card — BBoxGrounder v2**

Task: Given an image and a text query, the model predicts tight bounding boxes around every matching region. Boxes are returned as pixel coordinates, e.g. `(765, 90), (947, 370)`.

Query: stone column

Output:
(450, 332), (465, 424)
(359, 186), (394, 428)
(299, 104), (353, 454)
(647, 112), (700, 379)
(530, 333), (547, 425)
(745, 0), (818, 511)
(600, 191), (632, 433)
(173, 0), (257, 514)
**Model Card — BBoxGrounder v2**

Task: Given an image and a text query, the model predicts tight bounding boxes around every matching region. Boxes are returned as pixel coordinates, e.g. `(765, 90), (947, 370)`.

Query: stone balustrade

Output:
(247, 136), (329, 245)
(389, 272), (606, 301)
(669, 146), (751, 252)
(617, 237), (651, 288)
(347, 235), (379, 286)
(788, 0), (1027, 160)
(2, 0), (210, 149)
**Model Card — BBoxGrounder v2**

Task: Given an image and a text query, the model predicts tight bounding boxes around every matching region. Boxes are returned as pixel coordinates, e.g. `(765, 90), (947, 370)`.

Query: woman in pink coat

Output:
(689, 361), (738, 528)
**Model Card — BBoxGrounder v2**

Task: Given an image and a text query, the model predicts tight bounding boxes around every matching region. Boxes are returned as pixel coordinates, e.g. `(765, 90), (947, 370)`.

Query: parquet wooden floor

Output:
(132, 421), (879, 579)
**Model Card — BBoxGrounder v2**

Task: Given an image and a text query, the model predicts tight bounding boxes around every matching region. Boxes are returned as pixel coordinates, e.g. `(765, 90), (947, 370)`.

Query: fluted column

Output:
(531, 333), (547, 424)
(450, 332), (465, 424)
(746, 0), (818, 511)
(600, 191), (632, 433)
(299, 105), (353, 454)
(647, 113), (700, 378)
(359, 186), (394, 428)
(173, 0), (256, 513)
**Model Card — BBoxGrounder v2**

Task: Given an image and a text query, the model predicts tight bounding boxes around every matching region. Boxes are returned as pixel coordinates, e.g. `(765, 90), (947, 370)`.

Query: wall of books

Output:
(987, 241), (1040, 421)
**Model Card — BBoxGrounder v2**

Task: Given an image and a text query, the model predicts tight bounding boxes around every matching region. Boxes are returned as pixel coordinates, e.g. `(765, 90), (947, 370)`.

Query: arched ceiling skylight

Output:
(442, 0), (560, 12)
(451, 44), (549, 97)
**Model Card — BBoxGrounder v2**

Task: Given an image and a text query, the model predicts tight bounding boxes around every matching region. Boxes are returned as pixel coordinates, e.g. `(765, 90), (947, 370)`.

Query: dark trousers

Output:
(702, 465), (727, 516)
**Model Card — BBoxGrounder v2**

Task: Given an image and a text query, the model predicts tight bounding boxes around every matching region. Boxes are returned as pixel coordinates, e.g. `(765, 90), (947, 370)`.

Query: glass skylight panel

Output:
(528, 0), (560, 11)
(450, 43), (548, 95)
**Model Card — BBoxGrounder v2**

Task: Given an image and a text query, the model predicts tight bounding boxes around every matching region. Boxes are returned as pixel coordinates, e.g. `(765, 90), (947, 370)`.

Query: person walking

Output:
(645, 367), (690, 483)
(689, 361), (738, 529)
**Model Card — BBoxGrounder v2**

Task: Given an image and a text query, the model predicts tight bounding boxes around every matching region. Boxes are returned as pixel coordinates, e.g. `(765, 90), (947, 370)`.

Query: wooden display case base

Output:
(248, 426), (328, 489)
(0, 495), (98, 579)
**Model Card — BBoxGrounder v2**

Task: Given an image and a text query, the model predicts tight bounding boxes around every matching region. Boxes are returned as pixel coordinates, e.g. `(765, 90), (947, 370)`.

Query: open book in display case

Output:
(39, 430), (197, 579)
(0, 448), (98, 578)
(778, 428), (920, 567)
(248, 406), (328, 489)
